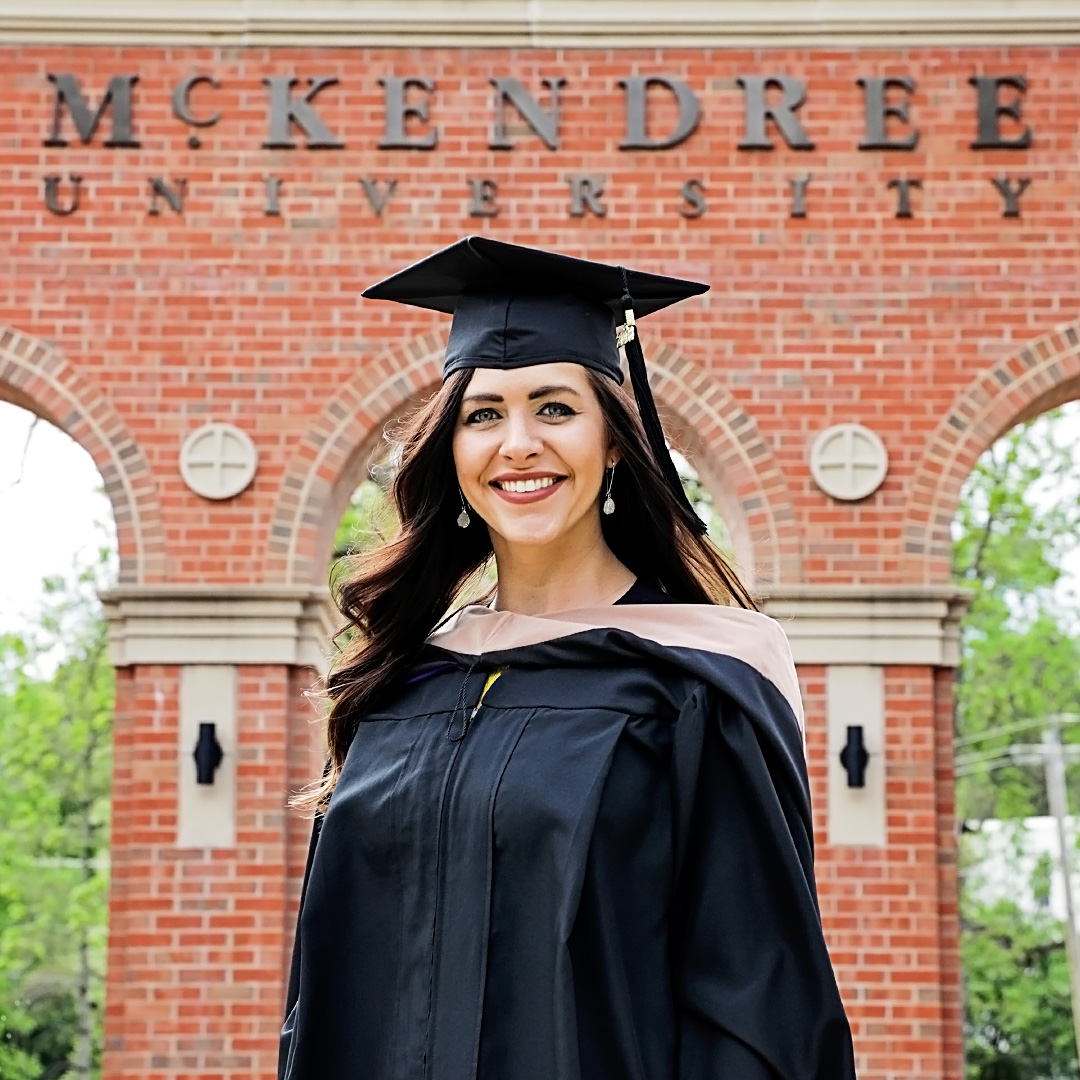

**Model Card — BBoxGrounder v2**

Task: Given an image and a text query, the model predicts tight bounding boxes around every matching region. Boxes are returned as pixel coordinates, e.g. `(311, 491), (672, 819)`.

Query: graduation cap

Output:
(362, 236), (709, 532)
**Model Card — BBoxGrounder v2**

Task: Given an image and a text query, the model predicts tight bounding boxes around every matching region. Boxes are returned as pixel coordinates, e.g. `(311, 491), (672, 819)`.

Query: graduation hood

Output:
(428, 603), (804, 735)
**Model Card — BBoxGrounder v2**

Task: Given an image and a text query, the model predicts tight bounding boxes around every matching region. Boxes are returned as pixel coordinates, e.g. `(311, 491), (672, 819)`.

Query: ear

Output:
(606, 443), (622, 470)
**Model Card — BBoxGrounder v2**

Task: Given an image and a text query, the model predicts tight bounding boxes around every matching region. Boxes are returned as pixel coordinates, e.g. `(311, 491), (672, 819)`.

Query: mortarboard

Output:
(362, 236), (709, 532)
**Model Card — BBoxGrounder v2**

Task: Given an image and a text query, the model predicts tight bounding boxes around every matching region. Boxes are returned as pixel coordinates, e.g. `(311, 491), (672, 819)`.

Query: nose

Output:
(498, 411), (544, 462)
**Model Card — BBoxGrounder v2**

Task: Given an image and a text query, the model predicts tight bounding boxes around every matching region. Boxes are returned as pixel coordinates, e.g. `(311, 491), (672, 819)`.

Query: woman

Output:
(279, 237), (856, 1080)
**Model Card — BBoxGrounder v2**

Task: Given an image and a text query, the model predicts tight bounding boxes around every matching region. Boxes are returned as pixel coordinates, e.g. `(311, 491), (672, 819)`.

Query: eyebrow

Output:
(462, 384), (584, 404)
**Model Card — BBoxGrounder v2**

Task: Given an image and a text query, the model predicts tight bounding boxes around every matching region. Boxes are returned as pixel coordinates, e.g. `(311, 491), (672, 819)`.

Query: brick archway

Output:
(0, 326), (165, 585)
(267, 334), (801, 590)
(265, 331), (447, 587)
(646, 341), (801, 588)
(902, 321), (1080, 584)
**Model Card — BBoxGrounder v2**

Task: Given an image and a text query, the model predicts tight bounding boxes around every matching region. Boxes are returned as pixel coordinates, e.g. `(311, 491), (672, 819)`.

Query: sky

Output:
(0, 402), (117, 635)
(0, 398), (1078, 638)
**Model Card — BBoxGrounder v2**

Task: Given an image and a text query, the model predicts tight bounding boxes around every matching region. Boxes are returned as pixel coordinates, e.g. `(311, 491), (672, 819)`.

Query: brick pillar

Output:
(767, 587), (970, 1080)
(100, 589), (331, 1080)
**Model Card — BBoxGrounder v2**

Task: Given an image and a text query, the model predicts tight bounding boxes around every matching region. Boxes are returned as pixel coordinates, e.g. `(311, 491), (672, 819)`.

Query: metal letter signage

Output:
(43, 174), (82, 216)
(359, 177), (398, 216)
(887, 177), (922, 218)
(737, 75), (815, 150)
(34, 67), (1043, 225)
(44, 73), (140, 148)
(858, 76), (919, 151)
(379, 77), (438, 150)
(262, 75), (345, 150)
(970, 75), (1032, 149)
(567, 175), (607, 217)
(489, 77), (565, 151)
(619, 76), (701, 150)
(790, 175), (811, 218)
(264, 176), (282, 216)
(468, 178), (500, 218)
(147, 177), (187, 216)
(679, 179), (706, 219)
(991, 176), (1031, 217)
(171, 74), (222, 149)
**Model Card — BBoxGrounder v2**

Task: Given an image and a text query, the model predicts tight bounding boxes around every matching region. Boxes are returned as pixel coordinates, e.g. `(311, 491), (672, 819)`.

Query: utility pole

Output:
(1042, 715), (1080, 1072)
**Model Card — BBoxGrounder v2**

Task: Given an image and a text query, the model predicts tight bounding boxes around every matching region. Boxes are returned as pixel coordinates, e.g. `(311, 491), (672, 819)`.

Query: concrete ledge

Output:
(100, 582), (972, 671)
(3, 0), (1080, 46)
(761, 585), (972, 667)
(99, 585), (337, 672)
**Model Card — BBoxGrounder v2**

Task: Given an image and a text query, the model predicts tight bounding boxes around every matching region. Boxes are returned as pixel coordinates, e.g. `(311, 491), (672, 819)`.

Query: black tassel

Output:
(619, 270), (708, 534)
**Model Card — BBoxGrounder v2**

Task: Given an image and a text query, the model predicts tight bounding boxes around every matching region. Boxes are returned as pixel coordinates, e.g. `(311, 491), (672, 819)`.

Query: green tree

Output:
(953, 409), (1080, 819)
(0, 553), (113, 1080)
(963, 895), (1076, 1080)
(953, 406), (1080, 1079)
(333, 474), (398, 560)
(672, 450), (734, 558)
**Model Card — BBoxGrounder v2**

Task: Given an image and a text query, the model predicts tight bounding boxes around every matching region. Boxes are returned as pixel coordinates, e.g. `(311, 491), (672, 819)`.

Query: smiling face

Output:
(451, 362), (617, 552)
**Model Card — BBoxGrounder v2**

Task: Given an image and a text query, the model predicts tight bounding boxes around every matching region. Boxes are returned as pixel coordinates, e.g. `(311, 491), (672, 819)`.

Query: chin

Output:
(488, 515), (569, 548)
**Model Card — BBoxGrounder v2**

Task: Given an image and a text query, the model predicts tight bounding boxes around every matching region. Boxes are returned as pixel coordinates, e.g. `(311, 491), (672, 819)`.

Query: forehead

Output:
(463, 361), (595, 398)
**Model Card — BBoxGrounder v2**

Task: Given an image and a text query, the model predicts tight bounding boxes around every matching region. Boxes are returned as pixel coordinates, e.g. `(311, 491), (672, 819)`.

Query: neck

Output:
(490, 519), (635, 616)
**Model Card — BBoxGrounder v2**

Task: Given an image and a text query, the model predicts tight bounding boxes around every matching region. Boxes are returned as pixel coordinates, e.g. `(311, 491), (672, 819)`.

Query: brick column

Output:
(763, 587), (971, 1080)
(100, 589), (331, 1079)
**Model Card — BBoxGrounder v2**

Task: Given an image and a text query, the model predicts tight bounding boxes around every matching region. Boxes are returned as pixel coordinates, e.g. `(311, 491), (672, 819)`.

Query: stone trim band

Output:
(99, 584), (971, 669)
(99, 586), (338, 671)
(2, 0), (1080, 46)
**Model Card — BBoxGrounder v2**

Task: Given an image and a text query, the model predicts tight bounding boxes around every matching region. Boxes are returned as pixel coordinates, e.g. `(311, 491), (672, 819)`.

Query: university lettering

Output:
(39, 69), (1037, 221)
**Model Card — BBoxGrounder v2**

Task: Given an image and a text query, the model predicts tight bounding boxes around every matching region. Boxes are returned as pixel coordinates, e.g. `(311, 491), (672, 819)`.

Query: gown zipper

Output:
(423, 663), (503, 1079)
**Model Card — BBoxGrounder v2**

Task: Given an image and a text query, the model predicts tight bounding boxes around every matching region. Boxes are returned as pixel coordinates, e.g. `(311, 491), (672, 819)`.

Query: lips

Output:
(490, 474), (567, 504)
(495, 476), (559, 493)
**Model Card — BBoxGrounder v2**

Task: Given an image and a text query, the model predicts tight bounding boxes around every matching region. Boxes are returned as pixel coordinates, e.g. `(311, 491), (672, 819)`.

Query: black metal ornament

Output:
(193, 722), (224, 785)
(839, 725), (870, 788)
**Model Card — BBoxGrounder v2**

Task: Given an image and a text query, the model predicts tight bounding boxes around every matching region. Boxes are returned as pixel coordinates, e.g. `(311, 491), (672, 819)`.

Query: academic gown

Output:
(278, 582), (856, 1080)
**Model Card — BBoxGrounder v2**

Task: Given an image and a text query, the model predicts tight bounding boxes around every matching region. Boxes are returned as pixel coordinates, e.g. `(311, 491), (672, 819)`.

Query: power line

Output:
(955, 743), (1080, 777)
(955, 713), (1080, 751)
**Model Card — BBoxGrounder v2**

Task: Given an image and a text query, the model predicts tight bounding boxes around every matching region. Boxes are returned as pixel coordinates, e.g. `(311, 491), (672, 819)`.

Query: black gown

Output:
(279, 583), (856, 1080)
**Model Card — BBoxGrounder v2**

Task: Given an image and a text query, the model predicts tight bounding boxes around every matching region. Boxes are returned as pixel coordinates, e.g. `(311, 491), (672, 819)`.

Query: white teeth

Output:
(501, 477), (556, 493)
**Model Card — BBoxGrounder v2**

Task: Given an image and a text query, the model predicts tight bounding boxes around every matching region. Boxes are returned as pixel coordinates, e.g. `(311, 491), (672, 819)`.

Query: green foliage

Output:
(672, 451), (735, 559)
(963, 897), (1075, 1080)
(954, 406), (1080, 1079)
(953, 410), (1080, 820)
(332, 471), (399, 560)
(0, 554), (113, 1080)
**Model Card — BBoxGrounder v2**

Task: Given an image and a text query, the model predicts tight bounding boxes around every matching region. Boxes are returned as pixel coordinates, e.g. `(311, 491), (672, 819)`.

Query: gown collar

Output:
(428, 602), (804, 733)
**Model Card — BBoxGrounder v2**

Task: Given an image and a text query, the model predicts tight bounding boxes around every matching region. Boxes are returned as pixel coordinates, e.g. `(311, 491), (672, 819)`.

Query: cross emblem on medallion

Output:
(809, 423), (889, 501)
(179, 422), (259, 500)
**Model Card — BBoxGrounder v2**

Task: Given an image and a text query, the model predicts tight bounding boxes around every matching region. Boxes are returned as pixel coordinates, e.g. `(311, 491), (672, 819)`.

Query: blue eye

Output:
(465, 408), (500, 424)
(538, 401), (576, 418)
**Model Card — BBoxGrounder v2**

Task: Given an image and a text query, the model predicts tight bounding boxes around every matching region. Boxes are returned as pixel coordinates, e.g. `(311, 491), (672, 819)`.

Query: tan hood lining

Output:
(429, 604), (804, 732)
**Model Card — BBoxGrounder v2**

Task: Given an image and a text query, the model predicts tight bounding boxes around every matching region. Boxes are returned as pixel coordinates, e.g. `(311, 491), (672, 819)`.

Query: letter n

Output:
(148, 177), (187, 215)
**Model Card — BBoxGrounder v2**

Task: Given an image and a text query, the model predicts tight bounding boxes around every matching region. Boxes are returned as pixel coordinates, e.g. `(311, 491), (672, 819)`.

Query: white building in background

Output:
(966, 817), (1080, 923)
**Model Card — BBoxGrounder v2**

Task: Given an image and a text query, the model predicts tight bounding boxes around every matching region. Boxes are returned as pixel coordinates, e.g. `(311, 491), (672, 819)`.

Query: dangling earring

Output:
(456, 490), (471, 529)
(602, 466), (616, 516)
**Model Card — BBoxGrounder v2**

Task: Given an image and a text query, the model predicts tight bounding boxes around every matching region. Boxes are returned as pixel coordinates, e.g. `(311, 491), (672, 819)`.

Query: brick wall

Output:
(4, 42), (1080, 1080)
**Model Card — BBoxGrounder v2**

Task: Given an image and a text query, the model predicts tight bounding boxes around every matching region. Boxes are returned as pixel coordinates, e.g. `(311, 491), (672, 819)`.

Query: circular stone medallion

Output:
(809, 422), (889, 501)
(179, 422), (258, 500)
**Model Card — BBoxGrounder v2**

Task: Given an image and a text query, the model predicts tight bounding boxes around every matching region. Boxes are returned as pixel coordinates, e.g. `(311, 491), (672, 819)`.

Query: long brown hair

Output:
(295, 367), (755, 812)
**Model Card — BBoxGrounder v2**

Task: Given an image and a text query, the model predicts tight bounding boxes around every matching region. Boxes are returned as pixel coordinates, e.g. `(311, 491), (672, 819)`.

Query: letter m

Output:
(44, 74), (140, 147)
